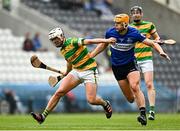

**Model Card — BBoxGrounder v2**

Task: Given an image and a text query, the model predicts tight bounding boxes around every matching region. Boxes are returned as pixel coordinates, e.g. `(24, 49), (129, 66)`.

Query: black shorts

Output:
(112, 61), (139, 80)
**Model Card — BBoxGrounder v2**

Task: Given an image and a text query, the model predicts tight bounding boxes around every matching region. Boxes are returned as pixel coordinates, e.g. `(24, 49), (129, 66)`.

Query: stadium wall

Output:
(17, 4), (82, 38)
(0, 3), (82, 50)
(0, 8), (51, 49)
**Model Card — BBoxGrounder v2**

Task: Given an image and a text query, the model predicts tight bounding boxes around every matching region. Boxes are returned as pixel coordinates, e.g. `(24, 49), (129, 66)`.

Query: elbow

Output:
(151, 43), (155, 48)
(147, 41), (155, 48)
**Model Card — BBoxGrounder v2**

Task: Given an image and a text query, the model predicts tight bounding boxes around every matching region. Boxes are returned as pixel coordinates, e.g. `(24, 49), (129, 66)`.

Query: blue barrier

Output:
(0, 81), (176, 113)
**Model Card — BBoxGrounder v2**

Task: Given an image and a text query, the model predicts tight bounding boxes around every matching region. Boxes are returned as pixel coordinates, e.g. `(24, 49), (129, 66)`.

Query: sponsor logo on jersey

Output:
(111, 43), (134, 51)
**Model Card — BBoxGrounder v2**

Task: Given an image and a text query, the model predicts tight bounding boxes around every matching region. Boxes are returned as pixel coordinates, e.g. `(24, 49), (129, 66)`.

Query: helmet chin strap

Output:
(56, 42), (63, 47)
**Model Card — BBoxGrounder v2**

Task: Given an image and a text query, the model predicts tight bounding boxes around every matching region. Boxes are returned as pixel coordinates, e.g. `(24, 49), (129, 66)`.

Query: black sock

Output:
(139, 107), (146, 116)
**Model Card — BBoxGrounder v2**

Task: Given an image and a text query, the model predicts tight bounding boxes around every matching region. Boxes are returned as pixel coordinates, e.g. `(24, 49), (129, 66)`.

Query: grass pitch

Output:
(0, 113), (180, 130)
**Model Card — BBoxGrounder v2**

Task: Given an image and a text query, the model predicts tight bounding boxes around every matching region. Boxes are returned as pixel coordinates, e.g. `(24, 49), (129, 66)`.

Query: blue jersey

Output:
(105, 26), (146, 66)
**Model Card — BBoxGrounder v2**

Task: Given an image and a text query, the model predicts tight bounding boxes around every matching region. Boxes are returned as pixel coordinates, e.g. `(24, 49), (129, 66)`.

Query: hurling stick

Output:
(154, 39), (176, 45)
(48, 75), (64, 87)
(30, 55), (62, 74)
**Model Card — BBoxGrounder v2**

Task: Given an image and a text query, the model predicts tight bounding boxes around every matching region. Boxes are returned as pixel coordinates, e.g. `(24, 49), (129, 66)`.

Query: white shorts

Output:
(137, 60), (154, 73)
(69, 69), (99, 84)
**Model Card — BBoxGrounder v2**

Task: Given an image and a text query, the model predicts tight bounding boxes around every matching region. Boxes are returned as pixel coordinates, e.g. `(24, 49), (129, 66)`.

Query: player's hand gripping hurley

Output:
(154, 39), (175, 61)
(30, 55), (64, 87)
(47, 75), (62, 87)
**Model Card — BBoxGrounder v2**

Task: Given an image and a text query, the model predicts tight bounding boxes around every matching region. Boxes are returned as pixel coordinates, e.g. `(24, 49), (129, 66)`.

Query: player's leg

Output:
(85, 82), (104, 105)
(85, 82), (112, 119)
(31, 72), (81, 124)
(83, 69), (112, 118)
(140, 60), (155, 120)
(144, 71), (155, 120)
(117, 79), (135, 103)
(128, 71), (145, 107)
(45, 73), (81, 111)
(127, 71), (147, 125)
(111, 64), (135, 103)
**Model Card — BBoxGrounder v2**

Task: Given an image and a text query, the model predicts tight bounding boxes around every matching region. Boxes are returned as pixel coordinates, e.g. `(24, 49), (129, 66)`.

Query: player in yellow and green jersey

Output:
(130, 6), (161, 120)
(31, 27), (116, 124)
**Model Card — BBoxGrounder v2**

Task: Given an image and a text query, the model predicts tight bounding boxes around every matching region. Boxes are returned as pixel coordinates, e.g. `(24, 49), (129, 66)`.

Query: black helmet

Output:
(130, 6), (143, 14)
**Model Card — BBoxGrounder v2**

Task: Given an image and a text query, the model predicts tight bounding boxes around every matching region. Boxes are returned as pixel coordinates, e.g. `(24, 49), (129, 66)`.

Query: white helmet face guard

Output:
(48, 27), (64, 40)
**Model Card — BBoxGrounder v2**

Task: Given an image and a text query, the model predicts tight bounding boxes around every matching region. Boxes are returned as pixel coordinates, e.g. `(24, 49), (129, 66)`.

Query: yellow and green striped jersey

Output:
(130, 21), (157, 61)
(60, 37), (97, 71)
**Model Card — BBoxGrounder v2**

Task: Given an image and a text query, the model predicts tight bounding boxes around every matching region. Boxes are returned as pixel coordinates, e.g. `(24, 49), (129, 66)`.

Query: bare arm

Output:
(151, 32), (174, 45)
(151, 32), (166, 45)
(63, 62), (72, 76)
(143, 38), (170, 60)
(83, 37), (116, 45)
(90, 43), (109, 58)
(152, 32), (160, 40)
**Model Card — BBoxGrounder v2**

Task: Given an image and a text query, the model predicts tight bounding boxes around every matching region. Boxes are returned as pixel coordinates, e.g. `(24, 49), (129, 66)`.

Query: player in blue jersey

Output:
(90, 14), (170, 126)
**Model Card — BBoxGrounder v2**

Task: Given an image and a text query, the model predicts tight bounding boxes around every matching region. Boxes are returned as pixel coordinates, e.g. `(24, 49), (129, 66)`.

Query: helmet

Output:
(114, 14), (129, 24)
(130, 6), (143, 14)
(48, 27), (64, 40)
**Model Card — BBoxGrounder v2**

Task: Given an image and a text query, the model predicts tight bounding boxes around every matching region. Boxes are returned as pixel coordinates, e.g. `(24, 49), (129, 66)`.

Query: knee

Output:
(127, 97), (135, 103)
(125, 92), (135, 103)
(54, 90), (66, 99)
(87, 97), (96, 105)
(131, 81), (140, 93)
(145, 82), (154, 90)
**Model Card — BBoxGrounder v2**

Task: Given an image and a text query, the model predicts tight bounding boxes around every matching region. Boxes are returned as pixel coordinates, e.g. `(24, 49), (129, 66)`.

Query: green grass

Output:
(0, 113), (180, 130)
